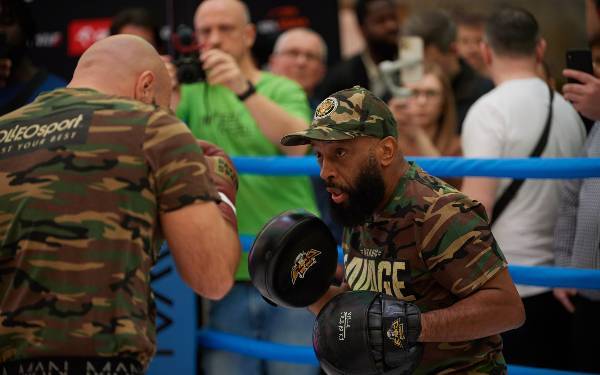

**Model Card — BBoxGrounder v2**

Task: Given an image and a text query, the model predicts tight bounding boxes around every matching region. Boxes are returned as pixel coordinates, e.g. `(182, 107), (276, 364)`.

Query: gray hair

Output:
(273, 27), (328, 62)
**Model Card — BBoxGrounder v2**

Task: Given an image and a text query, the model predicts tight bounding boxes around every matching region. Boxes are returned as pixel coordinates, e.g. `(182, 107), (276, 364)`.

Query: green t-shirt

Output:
(177, 73), (319, 280)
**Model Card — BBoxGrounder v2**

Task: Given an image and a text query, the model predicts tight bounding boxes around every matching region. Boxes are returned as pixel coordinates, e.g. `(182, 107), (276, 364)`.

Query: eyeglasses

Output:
(407, 89), (442, 100)
(278, 49), (323, 63)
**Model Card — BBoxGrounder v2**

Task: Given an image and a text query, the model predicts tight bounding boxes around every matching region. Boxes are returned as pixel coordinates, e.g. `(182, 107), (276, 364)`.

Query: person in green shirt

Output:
(164, 1), (320, 374)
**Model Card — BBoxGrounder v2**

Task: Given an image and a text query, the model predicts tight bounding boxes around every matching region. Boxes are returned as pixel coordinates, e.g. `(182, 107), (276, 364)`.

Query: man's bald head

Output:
(193, 0), (255, 60)
(69, 34), (171, 107)
(273, 28), (328, 62)
(195, 0), (250, 26)
(270, 28), (327, 94)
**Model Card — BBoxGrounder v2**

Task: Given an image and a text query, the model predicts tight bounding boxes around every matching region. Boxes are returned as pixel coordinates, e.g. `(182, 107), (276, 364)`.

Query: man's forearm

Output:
(179, 218), (241, 299)
(460, 177), (498, 218)
(164, 202), (241, 300)
(418, 271), (524, 342)
(180, 217), (241, 300)
(243, 93), (309, 156)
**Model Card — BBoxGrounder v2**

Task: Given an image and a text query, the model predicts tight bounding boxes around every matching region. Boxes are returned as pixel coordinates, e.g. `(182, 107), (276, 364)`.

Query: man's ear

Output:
(480, 41), (492, 66)
(243, 23), (256, 49)
(377, 136), (398, 167)
(135, 70), (156, 104)
(535, 38), (547, 64)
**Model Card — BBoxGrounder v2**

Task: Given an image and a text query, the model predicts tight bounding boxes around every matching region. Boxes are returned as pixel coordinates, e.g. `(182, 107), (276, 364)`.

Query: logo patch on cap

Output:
(291, 249), (321, 285)
(314, 97), (338, 120)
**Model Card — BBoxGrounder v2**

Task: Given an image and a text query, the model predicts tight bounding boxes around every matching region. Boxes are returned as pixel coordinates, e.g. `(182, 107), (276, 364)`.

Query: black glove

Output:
(313, 291), (423, 375)
(248, 210), (338, 308)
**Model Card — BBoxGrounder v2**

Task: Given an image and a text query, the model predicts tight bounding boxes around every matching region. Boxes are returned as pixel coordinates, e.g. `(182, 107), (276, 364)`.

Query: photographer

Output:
(164, 0), (321, 374)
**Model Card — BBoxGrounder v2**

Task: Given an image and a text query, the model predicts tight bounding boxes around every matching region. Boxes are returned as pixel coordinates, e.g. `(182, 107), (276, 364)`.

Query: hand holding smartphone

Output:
(563, 49), (600, 121)
(378, 36), (424, 98)
(399, 36), (424, 85)
(565, 49), (594, 83)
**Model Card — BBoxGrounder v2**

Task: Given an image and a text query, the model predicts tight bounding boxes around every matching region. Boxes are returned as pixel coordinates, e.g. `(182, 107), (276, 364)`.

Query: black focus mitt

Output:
(248, 210), (338, 308)
(313, 291), (423, 375)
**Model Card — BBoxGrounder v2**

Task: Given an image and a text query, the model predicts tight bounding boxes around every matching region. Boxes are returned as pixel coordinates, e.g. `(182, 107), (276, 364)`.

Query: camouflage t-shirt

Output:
(343, 162), (508, 374)
(0, 88), (219, 367)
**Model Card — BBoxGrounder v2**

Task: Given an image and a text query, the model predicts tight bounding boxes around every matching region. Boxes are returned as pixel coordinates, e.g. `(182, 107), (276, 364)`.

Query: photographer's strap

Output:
(490, 84), (554, 225)
(0, 68), (48, 115)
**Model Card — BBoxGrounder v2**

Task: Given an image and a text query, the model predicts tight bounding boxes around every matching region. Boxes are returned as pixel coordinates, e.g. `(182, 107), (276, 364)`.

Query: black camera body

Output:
(172, 24), (205, 84)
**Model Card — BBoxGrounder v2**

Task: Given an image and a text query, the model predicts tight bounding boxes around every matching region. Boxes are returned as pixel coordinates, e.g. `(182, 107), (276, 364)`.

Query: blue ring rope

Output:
(198, 330), (319, 365)
(197, 330), (590, 374)
(200, 157), (600, 375)
(241, 235), (600, 289)
(232, 156), (600, 179)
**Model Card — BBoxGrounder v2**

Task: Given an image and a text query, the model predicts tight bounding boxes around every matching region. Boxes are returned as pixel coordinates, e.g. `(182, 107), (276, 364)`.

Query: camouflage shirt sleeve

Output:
(418, 193), (507, 298)
(143, 109), (219, 212)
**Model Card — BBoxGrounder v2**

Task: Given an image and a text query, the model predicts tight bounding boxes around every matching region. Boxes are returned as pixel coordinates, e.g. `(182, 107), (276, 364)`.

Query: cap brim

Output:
(281, 128), (358, 146)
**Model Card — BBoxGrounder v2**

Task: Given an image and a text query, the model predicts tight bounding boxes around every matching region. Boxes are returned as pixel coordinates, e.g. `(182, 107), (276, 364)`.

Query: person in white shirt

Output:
(460, 7), (586, 371)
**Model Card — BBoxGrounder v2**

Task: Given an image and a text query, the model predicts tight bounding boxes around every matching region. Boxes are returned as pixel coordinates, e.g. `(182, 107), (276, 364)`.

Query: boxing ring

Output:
(148, 156), (600, 375)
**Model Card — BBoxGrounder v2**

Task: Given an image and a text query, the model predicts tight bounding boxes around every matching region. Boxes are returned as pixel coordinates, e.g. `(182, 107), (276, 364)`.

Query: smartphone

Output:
(399, 36), (423, 84)
(565, 49), (594, 83)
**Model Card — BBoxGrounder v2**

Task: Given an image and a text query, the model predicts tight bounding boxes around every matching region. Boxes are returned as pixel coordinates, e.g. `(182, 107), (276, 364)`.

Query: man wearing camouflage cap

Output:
(282, 86), (525, 373)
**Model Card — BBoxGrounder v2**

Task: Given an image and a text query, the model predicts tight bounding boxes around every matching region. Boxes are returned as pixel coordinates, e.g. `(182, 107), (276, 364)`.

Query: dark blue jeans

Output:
(200, 283), (320, 375)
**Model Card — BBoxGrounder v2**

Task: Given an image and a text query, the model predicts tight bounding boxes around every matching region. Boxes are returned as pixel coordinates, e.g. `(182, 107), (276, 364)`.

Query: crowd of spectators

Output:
(2, 0), (600, 373)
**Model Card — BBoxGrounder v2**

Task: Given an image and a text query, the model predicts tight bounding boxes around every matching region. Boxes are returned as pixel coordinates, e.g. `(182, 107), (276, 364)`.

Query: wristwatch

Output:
(237, 80), (256, 101)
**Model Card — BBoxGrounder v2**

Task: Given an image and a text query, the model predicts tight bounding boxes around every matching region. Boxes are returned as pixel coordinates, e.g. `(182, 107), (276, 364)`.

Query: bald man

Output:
(269, 28), (327, 107)
(0, 35), (240, 374)
(167, 1), (320, 374)
(268, 29), (344, 247)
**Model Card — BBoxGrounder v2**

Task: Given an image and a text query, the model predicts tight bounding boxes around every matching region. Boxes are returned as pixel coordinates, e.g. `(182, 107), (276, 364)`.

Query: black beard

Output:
(328, 159), (386, 228)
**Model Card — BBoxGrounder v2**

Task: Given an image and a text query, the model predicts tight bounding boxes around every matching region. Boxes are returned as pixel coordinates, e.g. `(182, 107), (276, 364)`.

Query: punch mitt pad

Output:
(313, 291), (423, 375)
(249, 210), (338, 308)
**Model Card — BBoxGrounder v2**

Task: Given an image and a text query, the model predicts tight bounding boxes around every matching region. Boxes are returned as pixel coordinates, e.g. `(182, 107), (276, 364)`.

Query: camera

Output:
(172, 24), (205, 84)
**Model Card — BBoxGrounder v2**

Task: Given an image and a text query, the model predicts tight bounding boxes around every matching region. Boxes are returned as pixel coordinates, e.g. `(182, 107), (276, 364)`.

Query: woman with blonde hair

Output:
(388, 63), (462, 187)
(390, 63), (461, 157)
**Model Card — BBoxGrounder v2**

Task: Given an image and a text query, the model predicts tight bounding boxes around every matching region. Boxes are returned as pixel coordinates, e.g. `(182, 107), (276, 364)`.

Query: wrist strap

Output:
(218, 192), (237, 215)
(237, 80), (256, 101)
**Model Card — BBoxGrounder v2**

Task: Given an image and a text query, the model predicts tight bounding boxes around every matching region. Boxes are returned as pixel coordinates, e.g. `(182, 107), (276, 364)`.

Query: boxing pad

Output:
(248, 210), (338, 308)
(313, 291), (423, 375)
(197, 140), (238, 232)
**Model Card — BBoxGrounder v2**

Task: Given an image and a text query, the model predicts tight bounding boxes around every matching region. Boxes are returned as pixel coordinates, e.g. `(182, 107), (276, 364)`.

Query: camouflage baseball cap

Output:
(281, 86), (398, 146)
